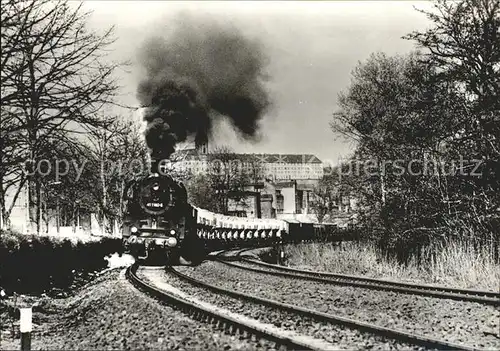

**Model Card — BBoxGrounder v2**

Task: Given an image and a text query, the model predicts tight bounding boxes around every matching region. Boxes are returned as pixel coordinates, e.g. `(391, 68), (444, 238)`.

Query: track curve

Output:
(170, 265), (483, 351)
(126, 263), (337, 350)
(218, 255), (500, 306)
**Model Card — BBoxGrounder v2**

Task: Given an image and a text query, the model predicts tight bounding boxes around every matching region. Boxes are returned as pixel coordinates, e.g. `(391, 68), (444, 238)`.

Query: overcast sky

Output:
(82, 1), (434, 165)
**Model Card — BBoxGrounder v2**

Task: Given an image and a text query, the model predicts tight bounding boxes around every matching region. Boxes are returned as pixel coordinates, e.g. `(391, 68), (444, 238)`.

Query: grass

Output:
(283, 240), (500, 291)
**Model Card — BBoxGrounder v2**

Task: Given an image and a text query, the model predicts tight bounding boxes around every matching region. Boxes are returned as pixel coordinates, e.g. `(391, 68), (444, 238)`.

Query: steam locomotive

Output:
(120, 165), (353, 265)
(121, 169), (206, 265)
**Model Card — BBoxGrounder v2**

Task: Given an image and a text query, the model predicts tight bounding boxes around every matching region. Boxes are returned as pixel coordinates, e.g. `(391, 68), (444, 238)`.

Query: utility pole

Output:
(20, 307), (32, 350)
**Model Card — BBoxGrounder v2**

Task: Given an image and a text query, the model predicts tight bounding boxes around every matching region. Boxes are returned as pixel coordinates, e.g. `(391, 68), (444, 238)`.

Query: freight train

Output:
(121, 168), (354, 265)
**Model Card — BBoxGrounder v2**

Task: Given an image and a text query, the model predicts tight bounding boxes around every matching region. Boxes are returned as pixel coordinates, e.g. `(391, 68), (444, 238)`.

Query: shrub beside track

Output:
(0, 231), (123, 295)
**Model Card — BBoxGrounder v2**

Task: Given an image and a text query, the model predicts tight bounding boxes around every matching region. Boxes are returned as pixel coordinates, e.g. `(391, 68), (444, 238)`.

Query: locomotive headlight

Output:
(153, 183), (160, 191)
(131, 226), (138, 233)
(170, 229), (176, 235)
(166, 237), (177, 247)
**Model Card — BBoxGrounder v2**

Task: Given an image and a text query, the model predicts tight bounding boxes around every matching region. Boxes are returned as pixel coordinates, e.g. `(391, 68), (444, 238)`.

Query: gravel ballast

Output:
(174, 261), (500, 350)
(0, 268), (276, 350)
(139, 268), (428, 350)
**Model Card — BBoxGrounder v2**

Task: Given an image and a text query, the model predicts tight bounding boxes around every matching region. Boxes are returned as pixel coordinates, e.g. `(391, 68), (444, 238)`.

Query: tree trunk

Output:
(36, 180), (41, 234)
(0, 180), (5, 231)
(100, 154), (108, 234)
(380, 174), (386, 206)
(380, 158), (386, 206)
(117, 179), (125, 227)
(43, 199), (49, 234)
(0, 136), (4, 231)
(4, 178), (26, 230)
(72, 205), (77, 233)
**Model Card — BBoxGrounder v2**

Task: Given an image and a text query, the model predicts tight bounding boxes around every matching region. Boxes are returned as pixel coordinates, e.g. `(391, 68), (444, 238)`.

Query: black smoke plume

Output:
(137, 15), (271, 163)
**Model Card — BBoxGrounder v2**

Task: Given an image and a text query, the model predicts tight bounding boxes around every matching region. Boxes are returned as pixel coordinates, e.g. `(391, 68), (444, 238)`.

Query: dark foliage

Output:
(0, 231), (122, 296)
(330, 0), (500, 262)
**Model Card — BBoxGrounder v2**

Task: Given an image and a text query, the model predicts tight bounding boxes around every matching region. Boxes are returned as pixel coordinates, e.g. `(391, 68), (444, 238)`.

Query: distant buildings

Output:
(2, 176), (114, 236)
(167, 142), (326, 222)
(169, 142), (324, 181)
(224, 179), (319, 221)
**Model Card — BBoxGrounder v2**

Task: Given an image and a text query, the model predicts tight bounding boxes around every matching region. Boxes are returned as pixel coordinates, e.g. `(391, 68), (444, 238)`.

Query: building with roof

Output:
(168, 142), (324, 181)
(164, 141), (328, 221)
(246, 153), (323, 181)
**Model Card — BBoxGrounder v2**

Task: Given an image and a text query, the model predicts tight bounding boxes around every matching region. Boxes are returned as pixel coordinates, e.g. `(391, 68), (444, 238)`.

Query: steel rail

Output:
(170, 266), (482, 351)
(125, 264), (330, 350)
(224, 258), (500, 306)
(211, 247), (249, 259)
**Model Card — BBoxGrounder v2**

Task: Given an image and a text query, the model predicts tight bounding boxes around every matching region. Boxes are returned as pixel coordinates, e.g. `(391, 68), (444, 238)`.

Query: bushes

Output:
(283, 240), (499, 290)
(352, 206), (500, 265)
(0, 231), (123, 295)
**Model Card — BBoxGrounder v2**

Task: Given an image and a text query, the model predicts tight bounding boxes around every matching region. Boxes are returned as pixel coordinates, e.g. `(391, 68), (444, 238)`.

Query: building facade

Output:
(2, 178), (116, 237)
(168, 145), (324, 181)
(165, 143), (325, 221)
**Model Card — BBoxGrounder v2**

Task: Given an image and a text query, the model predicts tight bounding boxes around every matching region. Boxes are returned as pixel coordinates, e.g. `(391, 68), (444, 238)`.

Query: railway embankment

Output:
(173, 260), (499, 350)
(1, 267), (271, 351)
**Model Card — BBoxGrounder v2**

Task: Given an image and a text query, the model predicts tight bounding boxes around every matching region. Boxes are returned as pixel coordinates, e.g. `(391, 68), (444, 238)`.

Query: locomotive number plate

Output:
(147, 203), (164, 208)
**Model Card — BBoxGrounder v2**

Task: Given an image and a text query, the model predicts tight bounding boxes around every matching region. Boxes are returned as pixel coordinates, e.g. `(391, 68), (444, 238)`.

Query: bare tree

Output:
(185, 146), (252, 214)
(310, 164), (357, 223)
(329, 1), (500, 258)
(0, 0), (43, 229)
(406, 0), (500, 110)
(245, 156), (265, 184)
(310, 175), (338, 223)
(84, 118), (148, 234)
(208, 146), (248, 214)
(0, 0), (122, 232)
(405, 0), (500, 220)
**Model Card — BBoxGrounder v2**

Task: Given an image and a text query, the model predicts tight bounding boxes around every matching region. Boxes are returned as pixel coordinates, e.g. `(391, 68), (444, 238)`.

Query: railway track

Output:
(218, 256), (500, 306)
(170, 265), (482, 351)
(126, 263), (338, 350)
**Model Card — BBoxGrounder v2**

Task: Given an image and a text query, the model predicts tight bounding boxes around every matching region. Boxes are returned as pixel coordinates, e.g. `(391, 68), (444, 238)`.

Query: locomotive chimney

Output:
(150, 159), (159, 174)
(197, 140), (209, 155)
